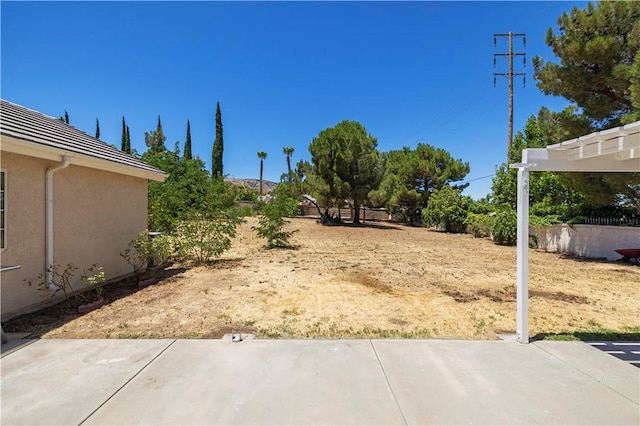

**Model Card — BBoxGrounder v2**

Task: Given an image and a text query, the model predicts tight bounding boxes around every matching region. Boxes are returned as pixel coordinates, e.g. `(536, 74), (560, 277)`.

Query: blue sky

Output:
(1, 1), (588, 199)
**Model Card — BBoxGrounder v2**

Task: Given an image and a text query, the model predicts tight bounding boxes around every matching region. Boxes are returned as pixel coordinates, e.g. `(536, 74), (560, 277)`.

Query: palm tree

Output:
(257, 151), (268, 195)
(283, 147), (294, 180)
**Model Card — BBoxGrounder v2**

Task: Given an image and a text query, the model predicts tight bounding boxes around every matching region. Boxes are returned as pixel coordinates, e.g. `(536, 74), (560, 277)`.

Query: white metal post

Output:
(516, 166), (529, 343)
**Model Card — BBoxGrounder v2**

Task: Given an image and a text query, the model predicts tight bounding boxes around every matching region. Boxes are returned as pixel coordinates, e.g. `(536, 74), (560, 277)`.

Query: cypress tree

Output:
(121, 117), (127, 151)
(95, 118), (100, 139)
(184, 119), (193, 160)
(212, 102), (224, 177)
(126, 125), (131, 154)
(58, 110), (69, 123)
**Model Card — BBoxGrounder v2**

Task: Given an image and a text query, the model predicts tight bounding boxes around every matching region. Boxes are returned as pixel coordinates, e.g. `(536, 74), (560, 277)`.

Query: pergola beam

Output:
(510, 120), (639, 344)
(525, 148), (640, 172)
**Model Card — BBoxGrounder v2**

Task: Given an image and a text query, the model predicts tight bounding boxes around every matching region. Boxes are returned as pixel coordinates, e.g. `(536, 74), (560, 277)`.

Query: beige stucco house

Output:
(0, 99), (167, 320)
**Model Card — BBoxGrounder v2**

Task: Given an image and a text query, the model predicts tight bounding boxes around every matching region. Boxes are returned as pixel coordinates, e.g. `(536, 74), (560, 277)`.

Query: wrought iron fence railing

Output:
(579, 217), (640, 227)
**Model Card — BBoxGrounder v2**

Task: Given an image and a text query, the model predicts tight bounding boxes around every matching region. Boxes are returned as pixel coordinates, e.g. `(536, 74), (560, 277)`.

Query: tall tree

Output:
(532, 1), (640, 211)
(95, 118), (100, 139)
(140, 144), (240, 234)
(533, 1), (640, 127)
(184, 119), (193, 160)
(283, 146), (294, 181)
(309, 120), (382, 224)
(145, 115), (167, 154)
(491, 113), (584, 216)
(126, 125), (131, 154)
(58, 110), (69, 123)
(212, 102), (224, 177)
(121, 117), (128, 152)
(257, 151), (268, 195)
(369, 143), (469, 225)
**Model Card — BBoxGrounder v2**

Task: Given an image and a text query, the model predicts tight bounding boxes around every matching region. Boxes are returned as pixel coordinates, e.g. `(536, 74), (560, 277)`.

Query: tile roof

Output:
(0, 99), (166, 178)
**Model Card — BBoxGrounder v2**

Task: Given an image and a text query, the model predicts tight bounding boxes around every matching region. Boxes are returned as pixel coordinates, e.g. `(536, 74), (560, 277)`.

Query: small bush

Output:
(422, 186), (470, 233)
(27, 262), (105, 308)
(465, 212), (494, 238)
(239, 205), (256, 217)
(176, 209), (245, 264)
(491, 209), (517, 245)
(121, 230), (174, 278)
(254, 185), (299, 248)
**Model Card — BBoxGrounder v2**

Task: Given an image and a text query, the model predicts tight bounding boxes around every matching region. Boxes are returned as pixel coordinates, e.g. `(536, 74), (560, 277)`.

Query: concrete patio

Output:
(1, 336), (638, 425)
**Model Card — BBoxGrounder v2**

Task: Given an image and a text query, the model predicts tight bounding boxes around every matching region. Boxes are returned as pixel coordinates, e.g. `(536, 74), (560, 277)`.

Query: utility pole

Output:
(494, 32), (526, 162)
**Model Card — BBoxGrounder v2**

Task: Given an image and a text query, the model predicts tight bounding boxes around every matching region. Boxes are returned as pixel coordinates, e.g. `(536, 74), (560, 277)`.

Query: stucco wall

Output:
(1, 152), (49, 319)
(532, 224), (640, 261)
(1, 152), (149, 320)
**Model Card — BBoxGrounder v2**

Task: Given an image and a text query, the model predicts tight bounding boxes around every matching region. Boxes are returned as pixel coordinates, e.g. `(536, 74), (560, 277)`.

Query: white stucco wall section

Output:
(533, 225), (640, 261)
(0, 152), (149, 320)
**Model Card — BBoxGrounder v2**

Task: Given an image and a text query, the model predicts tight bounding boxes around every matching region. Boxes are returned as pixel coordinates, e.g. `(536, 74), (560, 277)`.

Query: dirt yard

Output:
(5, 217), (639, 340)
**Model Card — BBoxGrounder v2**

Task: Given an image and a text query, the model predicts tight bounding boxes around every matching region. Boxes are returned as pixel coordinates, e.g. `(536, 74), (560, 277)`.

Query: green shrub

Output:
(239, 205), (256, 217)
(491, 209), (517, 245)
(529, 214), (562, 229)
(253, 185), (299, 248)
(422, 186), (471, 233)
(465, 212), (494, 238)
(176, 209), (245, 264)
(121, 230), (174, 278)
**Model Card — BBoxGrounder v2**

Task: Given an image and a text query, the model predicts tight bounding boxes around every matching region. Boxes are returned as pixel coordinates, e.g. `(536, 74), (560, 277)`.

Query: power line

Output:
(460, 173), (496, 185)
(494, 32), (526, 163)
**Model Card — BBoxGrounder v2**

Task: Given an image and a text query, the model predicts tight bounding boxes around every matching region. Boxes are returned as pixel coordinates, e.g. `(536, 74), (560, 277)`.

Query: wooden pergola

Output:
(510, 120), (640, 343)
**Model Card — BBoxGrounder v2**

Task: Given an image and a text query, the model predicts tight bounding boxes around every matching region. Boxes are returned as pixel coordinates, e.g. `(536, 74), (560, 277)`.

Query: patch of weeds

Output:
(266, 319), (435, 339)
(259, 321), (297, 338)
(217, 313), (232, 324)
(473, 315), (496, 336)
(117, 332), (145, 339)
(474, 318), (486, 336)
(282, 307), (304, 316)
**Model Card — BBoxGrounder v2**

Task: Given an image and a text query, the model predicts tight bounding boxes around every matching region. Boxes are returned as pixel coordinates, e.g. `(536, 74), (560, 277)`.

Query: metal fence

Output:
(579, 217), (640, 227)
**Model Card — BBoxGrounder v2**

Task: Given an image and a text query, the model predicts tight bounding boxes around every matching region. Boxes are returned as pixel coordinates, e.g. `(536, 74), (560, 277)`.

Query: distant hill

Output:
(224, 178), (279, 193)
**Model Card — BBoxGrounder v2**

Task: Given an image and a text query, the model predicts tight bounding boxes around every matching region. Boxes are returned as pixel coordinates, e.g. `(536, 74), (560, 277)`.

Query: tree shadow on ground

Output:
(327, 221), (403, 231)
(557, 253), (637, 267)
(532, 328), (640, 342)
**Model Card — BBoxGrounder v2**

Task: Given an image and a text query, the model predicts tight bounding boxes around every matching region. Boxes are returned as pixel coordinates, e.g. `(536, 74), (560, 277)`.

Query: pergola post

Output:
(508, 120), (638, 344)
(516, 166), (529, 344)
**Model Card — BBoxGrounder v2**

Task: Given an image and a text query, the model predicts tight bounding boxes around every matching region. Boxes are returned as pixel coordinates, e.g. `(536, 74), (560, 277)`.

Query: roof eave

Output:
(1, 134), (167, 182)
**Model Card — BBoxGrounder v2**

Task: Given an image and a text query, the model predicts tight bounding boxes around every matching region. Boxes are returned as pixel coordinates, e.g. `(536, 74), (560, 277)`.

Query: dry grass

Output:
(6, 217), (639, 340)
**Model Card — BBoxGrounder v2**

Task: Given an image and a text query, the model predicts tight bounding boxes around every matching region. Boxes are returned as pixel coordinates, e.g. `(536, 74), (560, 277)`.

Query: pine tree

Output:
(212, 102), (224, 177)
(184, 119), (193, 160)
(145, 115), (167, 154)
(95, 118), (100, 139)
